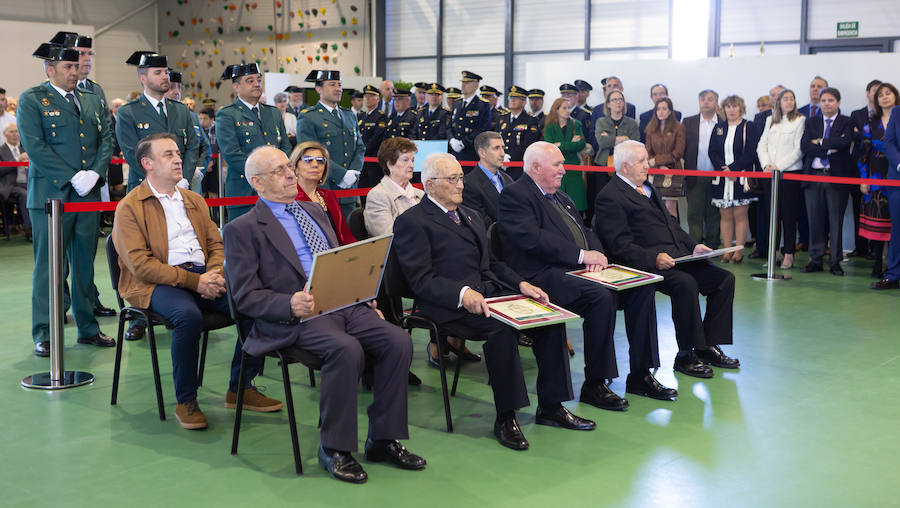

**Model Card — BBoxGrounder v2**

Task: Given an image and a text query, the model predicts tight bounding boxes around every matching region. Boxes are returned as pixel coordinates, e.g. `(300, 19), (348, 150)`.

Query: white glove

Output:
(176, 178), (190, 189)
(71, 170), (100, 197)
(449, 138), (464, 152)
(338, 169), (360, 189)
(190, 167), (205, 193)
(503, 153), (511, 162)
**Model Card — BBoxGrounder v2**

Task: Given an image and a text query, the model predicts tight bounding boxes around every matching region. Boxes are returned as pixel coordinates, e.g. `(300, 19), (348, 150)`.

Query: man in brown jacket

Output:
(112, 132), (281, 430)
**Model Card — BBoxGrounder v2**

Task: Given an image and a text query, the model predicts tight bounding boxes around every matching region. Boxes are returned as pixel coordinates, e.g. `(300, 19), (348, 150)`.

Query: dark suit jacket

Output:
(708, 120), (759, 171)
(392, 197), (522, 324)
(850, 106), (872, 132)
(800, 114), (855, 177)
(639, 109), (682, 142)
(799, 103), (823, 118)
(883, 106), (900, 184)
(461, 164), (513, 224)
(594, 175), (696, 272)
(498, 173), (604, 303)
(0, 143), (26, 195)
(222, 199), (340, 356)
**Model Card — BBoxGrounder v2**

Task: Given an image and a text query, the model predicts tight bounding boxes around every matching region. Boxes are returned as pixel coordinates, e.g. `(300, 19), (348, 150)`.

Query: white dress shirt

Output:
(144, 92), (167, 118)
(147, 180), (206, 267)
(696, 115), (717, 171)
(49, 83), (80, 111)
(811, 114), (838, 169)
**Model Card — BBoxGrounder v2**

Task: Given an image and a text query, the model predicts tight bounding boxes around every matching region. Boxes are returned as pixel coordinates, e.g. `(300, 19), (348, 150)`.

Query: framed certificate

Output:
(672, 245), (743, 264)
(566, 264), (663, 291)
(484, 295), (581, 330)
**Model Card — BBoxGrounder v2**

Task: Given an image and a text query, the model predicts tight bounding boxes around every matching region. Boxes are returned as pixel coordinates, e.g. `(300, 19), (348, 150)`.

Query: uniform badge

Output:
(41, 98), (50, 106)
(716, 127), (724, 136)
(248, 121), (254, 126)
(466, 111), (479, 117)
(323, 122), (328, 128)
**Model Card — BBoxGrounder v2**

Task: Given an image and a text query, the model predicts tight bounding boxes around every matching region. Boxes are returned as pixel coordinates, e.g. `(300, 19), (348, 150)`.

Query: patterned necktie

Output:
(286, 201), (330, 254)
(822, 118), (833, 168)
(447, 209), (461, 225)
(811, 104), (818, 117)
(65, 93), (80, 116)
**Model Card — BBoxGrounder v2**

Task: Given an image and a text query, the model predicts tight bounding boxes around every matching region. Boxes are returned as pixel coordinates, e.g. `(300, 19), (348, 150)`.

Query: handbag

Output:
(651, 173), (686, 198)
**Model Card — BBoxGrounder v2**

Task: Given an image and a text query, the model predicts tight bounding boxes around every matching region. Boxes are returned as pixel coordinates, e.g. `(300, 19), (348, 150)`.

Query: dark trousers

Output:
(775, 178), (803, 254)
(294, 304), (411, 452)
(585, 172), (612, 224)
(655, 261), (734, 350)
(849, 185), (868, 255)
(883, 190), (900, 281)
(2, 185), (30, 230)
(149, 273), (258, 404)
(753, 179), (771, 255)
(687, 178), (721, 246)
(441, 314), (572, 411)
(804, 181), (849, 268)
(30, 207), (100, 343)
(551, 279), (659, 385)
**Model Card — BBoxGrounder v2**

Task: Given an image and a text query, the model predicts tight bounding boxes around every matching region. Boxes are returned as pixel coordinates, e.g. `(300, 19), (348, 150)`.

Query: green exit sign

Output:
(837, 21), (859, 38)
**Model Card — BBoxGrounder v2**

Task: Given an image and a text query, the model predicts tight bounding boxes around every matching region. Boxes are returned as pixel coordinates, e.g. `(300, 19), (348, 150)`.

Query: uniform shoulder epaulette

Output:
(23, 85), (47, 96)
(479, 96), (491, 104)
(123, 97), (142, 107)
(219, 103), (236, 111)
(299, 107), (314, 115)
(442, 106), (450, 112)
(497, 106), (510, 114)
(583, 105), (593, 113)
(165, 98), (184, 105)
(75, 88), (97, 97)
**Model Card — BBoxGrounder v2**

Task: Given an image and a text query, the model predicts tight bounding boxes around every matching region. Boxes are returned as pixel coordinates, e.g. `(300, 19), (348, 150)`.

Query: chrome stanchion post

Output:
(218, 159), (225, 228)
(22, 199), (95, 389)
(752, 170), (791, 281)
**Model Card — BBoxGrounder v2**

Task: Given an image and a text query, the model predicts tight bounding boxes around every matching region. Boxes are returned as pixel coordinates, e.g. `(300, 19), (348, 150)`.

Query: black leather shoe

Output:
(34, 341), (50, 357)
(408, 371), (422, 386)
(674, 351), (714, 378)
(748, 251), (766, 259)
(493, 416), (529, 450)
(695, 346), (740, 369)
(871, 279), (900, 290)
(535, 405), (596, 430)
(802, 262), (824, 273)
(364, 438), (426, 470)
(446, 340), (481, 362)
(579, 382), (629, 411)
(830, 265), (844, 276)
(93, 304), (117, 317)
(318, 446), (367, 483)
(125, 325), (145, 341)
(626, 372), (678, 401)
(517, 333), (534, 347)
(76, 332), (116, 347)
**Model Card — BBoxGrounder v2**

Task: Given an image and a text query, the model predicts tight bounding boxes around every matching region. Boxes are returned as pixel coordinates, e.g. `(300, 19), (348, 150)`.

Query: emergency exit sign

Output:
(837, 22), (859, 38)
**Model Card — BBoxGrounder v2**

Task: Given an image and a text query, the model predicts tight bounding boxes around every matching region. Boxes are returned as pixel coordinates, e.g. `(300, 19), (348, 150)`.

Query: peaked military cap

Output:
(446, 87), (462, 98)
(32, 43), (79, 62)
(559, 83), (578, 94)
(221, 63), (260, 81)
(126, 51), (167, 68)
(304, 69), (341, 84)
(461, 70), (482, 82)
(507, 85), (528, 98)
(414, 82), (428, 91)
(479, 85), (501, 96)
(362, 84), (380, 95)
(574, 79), (592, 91)
(527, 89), (545, 98)
(393, 88), (412, 97)
(425, 83), (445, 94)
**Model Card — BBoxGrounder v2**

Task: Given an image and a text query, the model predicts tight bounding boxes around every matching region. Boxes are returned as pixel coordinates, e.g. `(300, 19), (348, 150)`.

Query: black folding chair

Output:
(225, 273), (322, 476)
(106, 235), (233, 420)
(346, 207), (369, 241)
(381, 251), (484, 433)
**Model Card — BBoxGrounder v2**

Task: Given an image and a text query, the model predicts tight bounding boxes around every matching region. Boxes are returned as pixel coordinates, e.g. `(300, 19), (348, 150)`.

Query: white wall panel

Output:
(719, 42), (801, 57)
(443, 0), (505, 55)
(442, 55), (504, 92)
(386, 57), (438, 83)
(590, 0), (669, 49)
(721, 0), (801, 43)
(386, 0), (438, 58)
(513, 52), (584, 88)
(513, 0), (584, 52)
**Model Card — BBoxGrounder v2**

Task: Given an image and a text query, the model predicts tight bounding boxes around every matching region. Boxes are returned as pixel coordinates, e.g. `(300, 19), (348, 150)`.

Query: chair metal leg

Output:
(308, 367), (316, 387)
(230, 352), (249, 455)
(147, 325), (166, 421)
(431, 326), (453, 433)
(258, 357), (265, 376)
(279, 353), (303, 475)
(110, 315), (127, 405)
(451, 338), (465, 397)
(197, 331), (209, 387)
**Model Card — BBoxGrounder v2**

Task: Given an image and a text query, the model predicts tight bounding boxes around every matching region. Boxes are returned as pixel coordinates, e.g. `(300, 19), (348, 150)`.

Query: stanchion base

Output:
(22, 371), (94, 390)
(750, 273), (792, 281)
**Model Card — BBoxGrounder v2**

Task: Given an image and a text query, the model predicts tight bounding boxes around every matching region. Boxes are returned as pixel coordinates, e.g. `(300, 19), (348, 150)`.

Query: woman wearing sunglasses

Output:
(290, 141), (356, 245)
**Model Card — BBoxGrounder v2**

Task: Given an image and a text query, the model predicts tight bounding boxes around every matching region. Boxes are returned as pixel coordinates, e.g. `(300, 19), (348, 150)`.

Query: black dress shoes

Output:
(871, 278), (900, 290)
(517, 333), (534, 347)
(493, 416), (529, 450)
(93, 304), (117, 317)
(407, 371), (422, 386)
(77, 332), (116, 347)
(748, 250), (765, 259)
(535, 405), (596, 430)
(34, 341), (50, 357)
(830, 265), (844, 276)
(802, 262), (824, 273)
(125, 325), (145, 341)
(446, 340), (481, 362)
(364, 438), (427, 470)
(695, 346), (740, 369)
(674, 351), (714, 378)
(318, 446), (367, 483)
(626, 372), (678, 401)
(579, 382), (629, 411)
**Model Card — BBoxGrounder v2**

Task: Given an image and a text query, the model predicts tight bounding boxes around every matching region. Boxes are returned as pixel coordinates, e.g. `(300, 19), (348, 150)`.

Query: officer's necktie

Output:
(447, 209), (461, 225)
(286, 201), (330, 254)
(157, 102), (167, 126)
(65, 93), (80, 116)
(333, 107), (342, 123)
(252, 106), (261, 121)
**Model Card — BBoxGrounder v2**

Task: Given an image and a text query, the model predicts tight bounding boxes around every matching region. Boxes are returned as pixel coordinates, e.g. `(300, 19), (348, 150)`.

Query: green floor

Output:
(1, 232), (898, 507)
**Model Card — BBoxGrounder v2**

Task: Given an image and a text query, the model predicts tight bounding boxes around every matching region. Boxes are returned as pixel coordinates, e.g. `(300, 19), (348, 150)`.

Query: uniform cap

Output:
(32, 43), (79, 62)
(126, 51), (167, 68)
(461, 70), (482, 82)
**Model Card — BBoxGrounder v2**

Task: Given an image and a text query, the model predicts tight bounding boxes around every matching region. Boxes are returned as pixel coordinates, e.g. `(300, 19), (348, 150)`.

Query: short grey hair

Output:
(523, 141), (555, 175)
(613, 140), (645, 173)
(273, 92), (288, 103)
(3, 122), (17, 134)
(245, 145), (284, 180)
(421, 152), (459, 184)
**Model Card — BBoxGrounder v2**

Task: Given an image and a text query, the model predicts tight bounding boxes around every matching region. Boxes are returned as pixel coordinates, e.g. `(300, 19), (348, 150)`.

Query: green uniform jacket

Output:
(298, 101), (364, 203)
(116, 95), (200, 190)
(18, 82), (113, 208)
(216, 99), (291, 201)
(79, 78), (107, 109)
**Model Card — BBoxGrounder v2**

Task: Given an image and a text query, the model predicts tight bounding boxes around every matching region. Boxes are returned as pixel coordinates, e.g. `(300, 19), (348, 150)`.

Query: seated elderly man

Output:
(593, 140), (739, 377)
(0, 122), (31, 239)
(499, 142), (675, 411)
(112, 133), (280, 431)
(223, 146), (425, 484)
(394, 152), (595, 451)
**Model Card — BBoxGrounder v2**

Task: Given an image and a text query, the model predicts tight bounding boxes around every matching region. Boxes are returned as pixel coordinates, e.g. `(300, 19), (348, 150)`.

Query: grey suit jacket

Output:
(223, 198), (340, 356)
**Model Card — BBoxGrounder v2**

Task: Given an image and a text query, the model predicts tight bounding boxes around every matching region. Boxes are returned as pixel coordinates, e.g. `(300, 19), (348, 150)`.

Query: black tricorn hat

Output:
(49, 31), (91, 48)
(168, 68), (182, 83)
(284, 85), (303, 93)
(350, 90), (364, 100)
(126, 51), (167, 68)
(33, 43), (79, 62)
(221, 63), (260, 81)
(304, 69), (341, 84)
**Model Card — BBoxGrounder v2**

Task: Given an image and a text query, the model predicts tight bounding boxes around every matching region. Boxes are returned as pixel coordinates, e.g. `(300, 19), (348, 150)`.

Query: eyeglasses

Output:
(431, 175), (465, 185)
(300, 155), (326, 164)
(258, 165), (294, 178)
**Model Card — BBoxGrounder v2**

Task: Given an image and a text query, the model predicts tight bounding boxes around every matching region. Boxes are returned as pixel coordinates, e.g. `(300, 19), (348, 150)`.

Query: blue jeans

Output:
(149, 266), (260, 403)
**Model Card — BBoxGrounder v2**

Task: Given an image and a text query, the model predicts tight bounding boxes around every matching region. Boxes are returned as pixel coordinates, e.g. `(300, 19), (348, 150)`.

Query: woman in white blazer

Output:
(363, 137), (424, 236)
(757, 89), (805, 269)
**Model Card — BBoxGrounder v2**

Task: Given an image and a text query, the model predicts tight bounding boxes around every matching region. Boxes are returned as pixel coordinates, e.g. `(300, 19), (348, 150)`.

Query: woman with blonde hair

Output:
(290, 140), (356, 245)
(543, 97), (587, 212)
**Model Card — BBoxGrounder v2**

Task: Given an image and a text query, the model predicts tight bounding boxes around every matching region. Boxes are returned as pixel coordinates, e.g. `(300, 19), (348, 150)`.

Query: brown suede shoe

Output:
(225, 387), (284, 412)
(175, 400), (208, 430)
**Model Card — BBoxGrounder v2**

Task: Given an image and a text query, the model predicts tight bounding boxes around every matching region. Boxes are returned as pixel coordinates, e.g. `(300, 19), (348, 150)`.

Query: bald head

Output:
(422, 152), (464, 209)
(381, 80), (394, 100)
(523, 141), (566, 194)
(246, 146), (297, 203)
